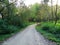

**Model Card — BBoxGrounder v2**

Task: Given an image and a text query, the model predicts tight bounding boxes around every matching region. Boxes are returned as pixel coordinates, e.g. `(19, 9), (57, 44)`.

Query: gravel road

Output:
(2, 24), (56, 45)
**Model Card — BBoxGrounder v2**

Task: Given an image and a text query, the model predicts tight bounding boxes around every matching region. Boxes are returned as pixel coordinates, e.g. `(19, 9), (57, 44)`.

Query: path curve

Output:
(2, 24), (56, 45)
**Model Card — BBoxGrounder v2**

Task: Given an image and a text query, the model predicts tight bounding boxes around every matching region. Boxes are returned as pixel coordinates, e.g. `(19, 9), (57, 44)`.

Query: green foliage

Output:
(36, 22), (60, 45)
(0, 19), (19, 34)
(40, 22), (54, 31)
(6, 25), (19, 33)
(0, 19), (8, 34)
(0, 34), (12, 41)
(0, 0), (31, 41)
(29, 3), (51, 22)
(40, 22), (60, 34)
(55, 24), (60, 34)
(41, 23), (50, 30)
(0, 0), (30, 35)
(29, 3), (41, 22)
(0, 0), (60, 44)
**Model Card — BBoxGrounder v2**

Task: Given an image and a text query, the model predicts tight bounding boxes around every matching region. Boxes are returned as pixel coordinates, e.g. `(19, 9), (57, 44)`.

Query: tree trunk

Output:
(51, 0), (54, 22)
(55, 0), (58, 25)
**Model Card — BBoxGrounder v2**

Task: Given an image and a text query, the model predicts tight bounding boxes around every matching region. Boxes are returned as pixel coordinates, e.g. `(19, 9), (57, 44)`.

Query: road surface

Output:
(2, 24), (56, 45)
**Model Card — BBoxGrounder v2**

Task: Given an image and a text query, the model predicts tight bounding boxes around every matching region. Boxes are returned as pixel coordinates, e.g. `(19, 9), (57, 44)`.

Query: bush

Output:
(42, 25), (49, 30)
(36, 22), (60, 45)
(41, 23), (49, 30)
(41, 22), (55, 31)
(6, 25), (19, 34)
(0, 24), (7, 34)
(0, 25), (18, 34)
(0, 25), (19, 34)
(0, 19), (7, 34)
(0, 19), (19, 34)
(40, 22), (60, 38)
(55, 25), (60, 34)
(39, 22), (60, 35)
(50, 24), (60, 34)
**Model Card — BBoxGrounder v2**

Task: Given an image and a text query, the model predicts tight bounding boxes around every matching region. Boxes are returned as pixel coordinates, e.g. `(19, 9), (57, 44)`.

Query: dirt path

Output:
(2, 24), (56, 45)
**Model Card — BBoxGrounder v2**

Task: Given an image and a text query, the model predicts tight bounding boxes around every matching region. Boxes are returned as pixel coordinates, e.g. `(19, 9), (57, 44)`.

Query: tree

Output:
(40, 0), (50, 21)
(29, 3), (41, 22)
(43, 0), (49, 4)
(0, 0), (17, 20)
(55, 0), (58, 24)
(51, 0), (54, 22)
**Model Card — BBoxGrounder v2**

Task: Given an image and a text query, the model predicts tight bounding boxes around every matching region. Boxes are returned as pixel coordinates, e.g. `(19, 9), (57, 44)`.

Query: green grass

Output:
(36, 22), (60, 45)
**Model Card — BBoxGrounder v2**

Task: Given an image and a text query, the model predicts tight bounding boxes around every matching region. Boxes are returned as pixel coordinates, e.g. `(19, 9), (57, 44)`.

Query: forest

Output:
(0, 0), (60, 45)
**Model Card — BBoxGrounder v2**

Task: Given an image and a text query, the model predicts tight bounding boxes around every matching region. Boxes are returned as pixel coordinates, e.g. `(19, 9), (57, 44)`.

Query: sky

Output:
(24, 0), (60, 6)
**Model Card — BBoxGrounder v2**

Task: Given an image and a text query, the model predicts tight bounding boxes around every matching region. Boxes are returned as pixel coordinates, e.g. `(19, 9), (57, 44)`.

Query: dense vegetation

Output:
(36, 22), (60, 45)
(33, 0), (60, 45)
(0, 0), (31, 41)
(0, 0), (60, 45)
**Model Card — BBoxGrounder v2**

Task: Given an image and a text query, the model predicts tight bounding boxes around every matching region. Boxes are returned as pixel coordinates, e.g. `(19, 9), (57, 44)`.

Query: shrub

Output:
(0, 25), (19, 34)
(50, 24), (60, 34)
(55, 25), (60, 34)
(41, 22), (57, 33)
(0, 19), (7, 34)
(0, 19), (19, 34)
(0, 24), (7, 34)
(41, 23), (49, 30)
(7, 25), (19, 33)
(41, 25), (49, 30)
(41, 22), (54, 31)
(36, 22), (60, 45)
